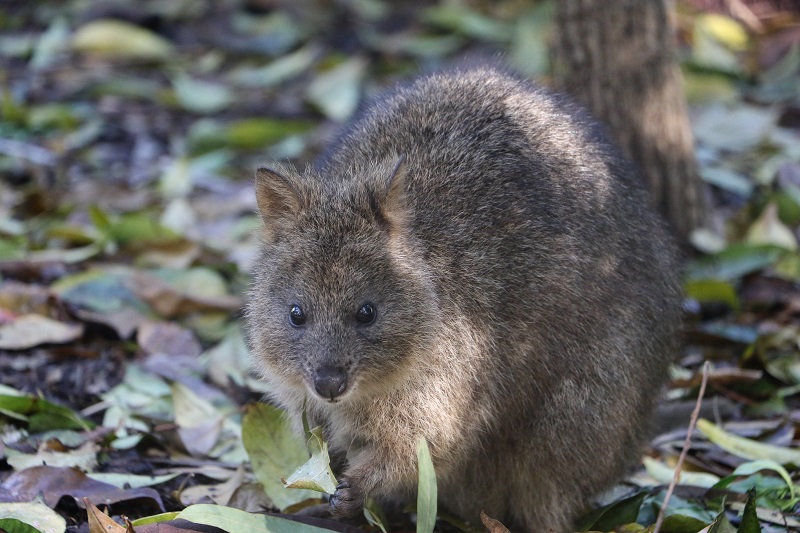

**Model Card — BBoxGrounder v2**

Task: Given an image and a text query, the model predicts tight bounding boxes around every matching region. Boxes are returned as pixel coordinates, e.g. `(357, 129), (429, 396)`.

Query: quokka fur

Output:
(247, 66), (681, 532)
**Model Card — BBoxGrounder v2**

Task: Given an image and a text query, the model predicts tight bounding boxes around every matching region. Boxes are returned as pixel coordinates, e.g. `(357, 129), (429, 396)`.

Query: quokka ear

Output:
(380, 155), (410, 231)
(255, 166), (303, 242)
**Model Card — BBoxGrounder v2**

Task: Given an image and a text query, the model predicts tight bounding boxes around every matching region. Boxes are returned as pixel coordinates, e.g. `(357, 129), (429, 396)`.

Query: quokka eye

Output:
(356, 303), (377, 325)
(289, 304), (306, 327)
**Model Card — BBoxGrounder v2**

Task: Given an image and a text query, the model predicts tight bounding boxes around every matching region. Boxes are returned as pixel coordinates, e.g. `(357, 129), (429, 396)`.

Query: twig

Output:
(653, 361), (711, 533)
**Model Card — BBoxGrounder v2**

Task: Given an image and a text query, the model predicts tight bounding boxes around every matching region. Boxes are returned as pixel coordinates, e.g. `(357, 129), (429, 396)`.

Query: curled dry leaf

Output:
(85, 498), (127, 533)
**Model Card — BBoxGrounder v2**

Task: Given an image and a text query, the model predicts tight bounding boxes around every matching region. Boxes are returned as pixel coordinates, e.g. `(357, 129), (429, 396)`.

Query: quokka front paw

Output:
(329, 477), (365, 517)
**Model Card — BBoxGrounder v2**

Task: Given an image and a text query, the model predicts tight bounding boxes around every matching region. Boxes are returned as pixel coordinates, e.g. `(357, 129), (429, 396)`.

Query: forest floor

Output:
(0, 1), (799, 533)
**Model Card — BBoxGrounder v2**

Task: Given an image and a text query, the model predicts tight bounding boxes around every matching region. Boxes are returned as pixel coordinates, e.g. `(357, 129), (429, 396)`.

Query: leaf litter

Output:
(1, 0), (800, 532)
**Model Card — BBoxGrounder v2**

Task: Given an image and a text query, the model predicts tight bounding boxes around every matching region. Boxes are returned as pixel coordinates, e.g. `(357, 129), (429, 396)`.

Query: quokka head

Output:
(248, 157), (440, 404)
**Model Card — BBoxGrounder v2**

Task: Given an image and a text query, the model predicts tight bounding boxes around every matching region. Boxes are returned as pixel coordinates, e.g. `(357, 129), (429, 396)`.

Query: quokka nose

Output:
(313, 366), (348, 400)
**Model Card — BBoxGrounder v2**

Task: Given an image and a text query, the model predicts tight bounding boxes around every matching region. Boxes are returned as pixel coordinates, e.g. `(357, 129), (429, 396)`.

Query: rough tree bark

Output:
(553, 0), (709, 241)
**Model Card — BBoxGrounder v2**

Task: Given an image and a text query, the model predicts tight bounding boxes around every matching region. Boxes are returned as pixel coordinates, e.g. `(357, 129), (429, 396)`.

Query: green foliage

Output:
(241, 403), (317, 509)
(0, 393), (93, 432)
(177, 504), (332, 533)
(282, 426), (337, 494)
(416, 437), (437, 533)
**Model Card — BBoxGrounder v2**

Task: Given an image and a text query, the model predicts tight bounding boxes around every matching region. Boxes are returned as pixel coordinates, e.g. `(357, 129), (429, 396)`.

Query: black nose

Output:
(313, 366), (348, 401)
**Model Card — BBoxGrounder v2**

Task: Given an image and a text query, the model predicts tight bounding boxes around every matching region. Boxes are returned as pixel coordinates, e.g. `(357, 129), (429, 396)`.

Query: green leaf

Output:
(187, 118), (313, 153)
(643, 456), (721, 488)
(172, 74), (233, 114)
(576, 491), (646, 532)
(130, 512), (181, 526)
(738, 489), (762, 533)
(177, 503), (332, 533)
(416, 437), (437, 533)
(87, 472), (180, 489)
(684, 279), (739, 310)
(697, 419), (800, 465)
(109, 212), (177, 245)
(230, 44), (319, 88)
(714, 460), (796, 499)
(241, 403), (316, 509)
(0, 518), (43, 533)
(686, 244), (784, 281)
(364, 498), (389, 533)
(0, 394), (93, 431)
(72, 19), (174, 60)
(708, 508), (737, 533)
(282, 426), (337, 494)
(423, 5), (511, 42)
(30, 18), (70, 70)
(225, 119), (314, 150)
(50, 268), (154, 338)
(659, 514), (712, 533)
(306, 58), (367, 122)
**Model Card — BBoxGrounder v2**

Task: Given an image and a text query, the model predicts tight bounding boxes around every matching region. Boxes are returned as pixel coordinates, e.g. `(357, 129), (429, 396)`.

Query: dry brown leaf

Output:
(480, 510), (511, 533)
(85, 498), (127, 533)
(0, 466), (164, 511)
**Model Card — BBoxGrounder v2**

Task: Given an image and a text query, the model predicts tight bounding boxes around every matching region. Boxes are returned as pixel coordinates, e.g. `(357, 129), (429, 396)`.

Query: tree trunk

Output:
(552, 0), (709, 241)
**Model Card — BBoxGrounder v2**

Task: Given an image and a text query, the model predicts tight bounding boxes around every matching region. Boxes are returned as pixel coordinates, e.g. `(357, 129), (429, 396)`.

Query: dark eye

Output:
(289, 304), (306, 327)
(356, 303), (377, 325)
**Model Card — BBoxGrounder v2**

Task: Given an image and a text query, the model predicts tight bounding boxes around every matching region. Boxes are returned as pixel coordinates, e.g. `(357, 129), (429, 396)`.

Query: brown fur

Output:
(247, 67), (681, 532)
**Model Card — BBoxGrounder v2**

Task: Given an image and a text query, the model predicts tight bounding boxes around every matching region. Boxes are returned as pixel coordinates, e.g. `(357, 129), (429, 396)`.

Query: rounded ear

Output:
(255, 165), (302, 242)
(381, 155), (410, 230)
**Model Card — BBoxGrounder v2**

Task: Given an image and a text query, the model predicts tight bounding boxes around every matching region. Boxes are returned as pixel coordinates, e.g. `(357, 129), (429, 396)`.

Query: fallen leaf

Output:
(85, 498), (127, 533)
(0, 466), (164, 511)
(0, 314), (82, 350)
(177, 504), (335, 533)
(241, 403), (315, 509)
(172, 74), (233, 114)
(72, 19), (174, 60)
(306, 57), (367, 122)
(696, 418), (800, 465)
(179, 465), (247, 507)
(746, 202), (798, 250)
(137, 321), (202, 357)
(283, 427), (337, 494)
(51, 268), (154, 339)
(642, 456), (721, 488)
(0, 501), (66, 533)
(86, 472), (180, 489)
(131, 268), (242, 318)
(6, 441), (99, 472)
(693, 104), (777, 151)
(0, 393), (93, 432)
(480, 510), (510, 533)
(0, 281), (52, 316)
